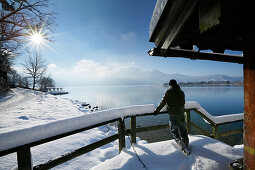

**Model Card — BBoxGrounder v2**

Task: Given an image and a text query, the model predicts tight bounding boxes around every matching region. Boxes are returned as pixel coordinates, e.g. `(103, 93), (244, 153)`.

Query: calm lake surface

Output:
(61, 85), (244, 145)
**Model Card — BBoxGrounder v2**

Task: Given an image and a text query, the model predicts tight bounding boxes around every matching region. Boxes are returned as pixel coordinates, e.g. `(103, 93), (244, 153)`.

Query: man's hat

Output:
(169, 79), (177, 86)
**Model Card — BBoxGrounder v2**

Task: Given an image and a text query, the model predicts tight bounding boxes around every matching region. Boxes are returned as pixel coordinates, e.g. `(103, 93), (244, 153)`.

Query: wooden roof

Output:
(148, 0), (245, 64)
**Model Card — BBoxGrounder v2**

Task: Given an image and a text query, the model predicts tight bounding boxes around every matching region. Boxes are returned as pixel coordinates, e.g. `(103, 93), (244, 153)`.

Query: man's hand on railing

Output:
(153, 110), (159, 116)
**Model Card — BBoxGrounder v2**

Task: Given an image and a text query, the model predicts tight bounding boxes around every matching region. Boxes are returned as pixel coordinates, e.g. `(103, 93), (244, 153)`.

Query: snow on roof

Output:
(149, 0), (167, 38)
(0, 104), (155, 152)
(91, 135), (243, 170)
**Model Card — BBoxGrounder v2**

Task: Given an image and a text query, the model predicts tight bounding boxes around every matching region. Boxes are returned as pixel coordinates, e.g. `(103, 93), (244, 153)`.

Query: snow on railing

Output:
(0, 101), (244, 153)
(0, 101), (244, 170)
(184, 101), (244, 125)
(0, 104), (155, 152)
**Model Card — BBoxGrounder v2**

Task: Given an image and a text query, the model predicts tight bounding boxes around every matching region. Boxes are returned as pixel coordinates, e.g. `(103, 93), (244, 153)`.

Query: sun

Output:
(30, 32), (44, 45)
(24, 22), (55, 52)
(28, 30), (45, 46)
(24, 26), (49, 51)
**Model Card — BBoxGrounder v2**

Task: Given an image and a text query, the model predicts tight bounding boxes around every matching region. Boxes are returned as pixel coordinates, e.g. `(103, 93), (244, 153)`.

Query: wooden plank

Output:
(118, 119), (125, 153)
(212, 125), (219, 139)
(33, 134), (119, 170)
(17, 146), (32, 170)
(0, 118), (120, 157)
(216, 119), (243, 126)
(191, 109), (215, 125)
(149, 48), (243, 64)
(130, 116), (137, 144)
(185, 110), (191, 133)
(154, 0), (185, 47)
(161, 0), (198, 49)
(190, 121), (210, 137)
(136, 124), (169, 133)
(133, 111), (168, 118)
(219, 129), (243, 138)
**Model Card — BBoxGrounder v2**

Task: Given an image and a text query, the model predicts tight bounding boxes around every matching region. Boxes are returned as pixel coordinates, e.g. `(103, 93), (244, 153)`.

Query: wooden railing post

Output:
(118, 119), (125, 153)
(130, 116), (137, 144)
(17, 146), (33, 170)
(212, 125), (219, 139)
(185, 110), (191, 134)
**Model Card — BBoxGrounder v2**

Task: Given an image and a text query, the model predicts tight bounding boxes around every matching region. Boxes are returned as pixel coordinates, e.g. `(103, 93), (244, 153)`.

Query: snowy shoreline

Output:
(0, 88), (149, 169)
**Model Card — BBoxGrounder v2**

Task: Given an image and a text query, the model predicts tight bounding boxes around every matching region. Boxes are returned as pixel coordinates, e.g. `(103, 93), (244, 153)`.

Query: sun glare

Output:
(31, 32), (44, 45)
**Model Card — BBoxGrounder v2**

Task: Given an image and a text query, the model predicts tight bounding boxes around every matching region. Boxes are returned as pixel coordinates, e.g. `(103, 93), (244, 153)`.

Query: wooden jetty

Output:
(46, 87), (68, 95)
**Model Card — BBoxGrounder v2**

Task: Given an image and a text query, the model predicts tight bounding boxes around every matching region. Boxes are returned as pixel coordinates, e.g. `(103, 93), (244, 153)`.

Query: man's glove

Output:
(153, 109), (159, 116)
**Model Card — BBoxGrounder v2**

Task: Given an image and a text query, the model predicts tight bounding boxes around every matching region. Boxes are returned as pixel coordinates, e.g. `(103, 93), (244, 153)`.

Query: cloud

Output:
(48, 64), (57, 70)
(120, 32), (135, 41)
(48, 59), (138, 85)
(11, 66), (25, 74)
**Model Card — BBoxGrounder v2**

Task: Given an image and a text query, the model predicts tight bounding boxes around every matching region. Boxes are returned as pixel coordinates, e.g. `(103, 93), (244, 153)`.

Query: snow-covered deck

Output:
(92, 135), (243, 170)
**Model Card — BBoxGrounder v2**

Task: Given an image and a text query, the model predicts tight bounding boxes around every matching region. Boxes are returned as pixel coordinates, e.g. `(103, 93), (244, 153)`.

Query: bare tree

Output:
(0, 0), (55, 93)
(0, 0), (55, 49)
(18, 76), (30, 88)
(38, 74), (55, 91)
(22, 52), (47, 90)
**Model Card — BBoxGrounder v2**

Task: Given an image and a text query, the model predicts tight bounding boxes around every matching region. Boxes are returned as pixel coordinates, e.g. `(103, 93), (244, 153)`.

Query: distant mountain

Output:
(58, 68), (243, 86)
(139, 70), (243, 85)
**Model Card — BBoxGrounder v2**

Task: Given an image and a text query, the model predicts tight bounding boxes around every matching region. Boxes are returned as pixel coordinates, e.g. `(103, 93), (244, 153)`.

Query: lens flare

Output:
(30, 32), (44, 45)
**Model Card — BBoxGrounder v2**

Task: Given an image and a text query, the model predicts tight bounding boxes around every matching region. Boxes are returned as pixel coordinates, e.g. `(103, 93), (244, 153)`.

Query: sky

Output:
(14, 0), (243, 86)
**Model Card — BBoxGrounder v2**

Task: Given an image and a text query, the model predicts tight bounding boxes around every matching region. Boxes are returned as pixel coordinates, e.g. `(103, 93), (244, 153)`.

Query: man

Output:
(154, 79), (189, 151)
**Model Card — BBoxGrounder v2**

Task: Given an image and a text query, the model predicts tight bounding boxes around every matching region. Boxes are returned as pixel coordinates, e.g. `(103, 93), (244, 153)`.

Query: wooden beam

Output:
(118, 119), (125, 153)
(161, 0), (198, 49)
(148, 48), (243, 64)
(243, 11), (255, 169)
(189, 121), (210, 136)
(130, 116), (137, 144)
(152, 0), (198, 49)
(17, 146), (32, 170)
(34, 134), (119, 170)
(185, 110), (191, 134)
(0, 118), (120, 157)
(219, 129), (243, 138)
(136, 124), (169, 133)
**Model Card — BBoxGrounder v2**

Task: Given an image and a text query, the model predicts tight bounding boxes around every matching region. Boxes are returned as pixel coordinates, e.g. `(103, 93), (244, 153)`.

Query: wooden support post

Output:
(243, 11), (255, 169)
(118, 119), (125, 153)
(185, 110), (191, 134)
(17, 146), (33, 170)
(130, 116), (137, 144)
(212, 125), (219, 139)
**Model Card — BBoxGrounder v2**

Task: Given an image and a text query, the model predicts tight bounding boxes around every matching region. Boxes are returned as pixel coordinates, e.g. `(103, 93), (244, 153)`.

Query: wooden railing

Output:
(0, 102), (243, 170)
(185, 109), (243, 139)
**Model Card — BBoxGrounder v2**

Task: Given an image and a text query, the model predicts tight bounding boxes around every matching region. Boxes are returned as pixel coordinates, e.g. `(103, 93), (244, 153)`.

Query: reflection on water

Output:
(62, 85), (244, 145)
(63, 85), (243, 115)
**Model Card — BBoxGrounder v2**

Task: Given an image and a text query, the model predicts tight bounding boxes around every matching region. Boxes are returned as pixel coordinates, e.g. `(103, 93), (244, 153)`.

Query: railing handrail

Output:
(0, 102), (244, 156)
(0, 104), (155, 156)
(0, 101), (244, 169)
(184, 101), (244, 125)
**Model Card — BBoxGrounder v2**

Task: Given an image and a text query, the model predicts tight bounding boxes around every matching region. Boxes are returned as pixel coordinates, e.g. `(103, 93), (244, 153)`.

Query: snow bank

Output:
(0, 104), (155, 152)
(92, 135), (243, 170)
(185, 101), (243, 124)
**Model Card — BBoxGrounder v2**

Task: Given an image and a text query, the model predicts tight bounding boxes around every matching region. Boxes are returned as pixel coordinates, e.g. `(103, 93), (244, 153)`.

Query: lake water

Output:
(61, 85), (244, 145)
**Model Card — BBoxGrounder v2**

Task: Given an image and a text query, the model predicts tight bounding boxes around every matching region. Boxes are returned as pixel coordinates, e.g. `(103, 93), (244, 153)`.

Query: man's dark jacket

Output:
(155, 85), (185, 115)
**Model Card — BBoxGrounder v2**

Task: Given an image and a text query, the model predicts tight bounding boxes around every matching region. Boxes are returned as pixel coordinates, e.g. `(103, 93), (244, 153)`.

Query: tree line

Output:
(164, 80), (243, 87)
(0, 0), (56, 93)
